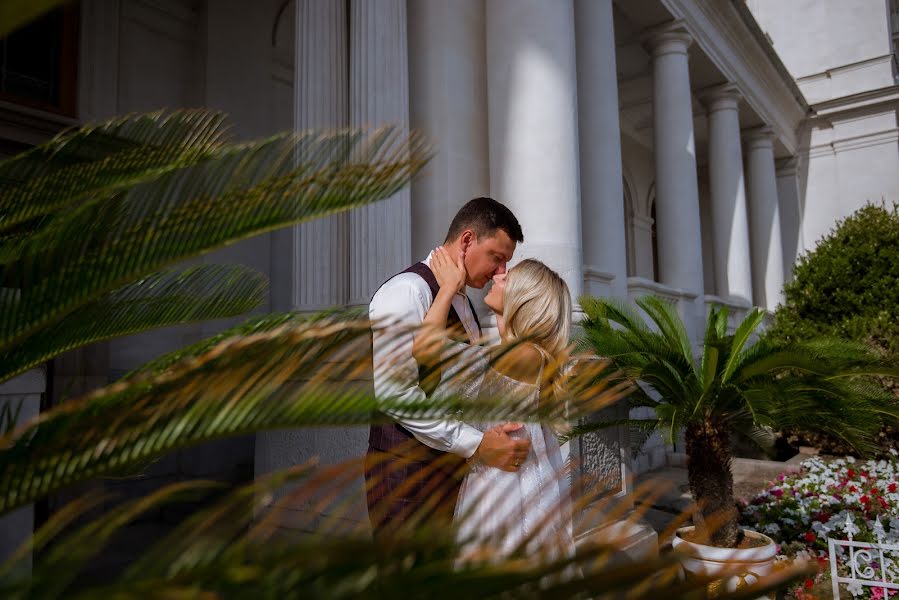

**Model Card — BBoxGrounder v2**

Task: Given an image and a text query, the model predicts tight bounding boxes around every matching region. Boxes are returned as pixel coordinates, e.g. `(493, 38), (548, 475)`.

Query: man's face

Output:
(463, 229), (516, 289)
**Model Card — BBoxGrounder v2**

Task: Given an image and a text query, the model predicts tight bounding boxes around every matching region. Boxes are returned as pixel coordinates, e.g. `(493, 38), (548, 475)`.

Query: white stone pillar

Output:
(256, 0), (352, 503)
(273, 0), (348, 313)
(776, 158), (804, 284)
(408, 0), (489, 260)
(645, 25), (705, 332)
(745, 127), (785, 309)
(486, 0), (582, 301)
(575, 0), (627, 299)
(702, 84), (753, 305)
(348, 0), (411, 306)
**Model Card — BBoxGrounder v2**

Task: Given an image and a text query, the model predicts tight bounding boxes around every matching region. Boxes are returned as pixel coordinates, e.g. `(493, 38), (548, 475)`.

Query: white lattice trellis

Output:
(828, 515), (899, 599)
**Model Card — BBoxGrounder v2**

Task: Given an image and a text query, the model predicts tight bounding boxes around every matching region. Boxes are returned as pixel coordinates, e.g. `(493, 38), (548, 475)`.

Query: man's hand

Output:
(471, 423), (531, 472)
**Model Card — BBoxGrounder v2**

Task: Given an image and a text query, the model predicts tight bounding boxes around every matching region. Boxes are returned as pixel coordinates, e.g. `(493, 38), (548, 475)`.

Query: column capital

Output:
(743, 126), (775, 150)
(699, 82), (742, 113)
(642, 21), (693, 58)
(775, 157), (799, 177)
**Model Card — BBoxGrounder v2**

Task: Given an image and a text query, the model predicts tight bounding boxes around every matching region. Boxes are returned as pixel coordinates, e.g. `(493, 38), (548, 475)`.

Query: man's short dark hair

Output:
(444, 197), (524, 244)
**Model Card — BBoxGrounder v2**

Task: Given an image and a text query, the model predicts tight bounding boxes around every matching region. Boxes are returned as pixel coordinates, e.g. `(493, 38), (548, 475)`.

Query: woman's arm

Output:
(411, 246), (467, 367)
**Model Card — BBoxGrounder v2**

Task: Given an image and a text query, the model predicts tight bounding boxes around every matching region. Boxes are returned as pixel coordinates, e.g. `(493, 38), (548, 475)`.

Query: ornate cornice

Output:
(658, 0), (808, 154)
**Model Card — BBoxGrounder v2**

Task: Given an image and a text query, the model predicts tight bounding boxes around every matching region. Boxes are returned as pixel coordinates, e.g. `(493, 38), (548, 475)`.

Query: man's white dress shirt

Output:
(369, 253), (484, 458)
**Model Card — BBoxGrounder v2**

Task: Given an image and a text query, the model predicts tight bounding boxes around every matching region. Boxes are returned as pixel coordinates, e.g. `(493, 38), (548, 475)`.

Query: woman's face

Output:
(484, 272), (507, 313)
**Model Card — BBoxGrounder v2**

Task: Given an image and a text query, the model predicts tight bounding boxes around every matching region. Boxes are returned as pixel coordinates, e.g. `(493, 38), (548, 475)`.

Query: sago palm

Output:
(579, 295), (899, 548)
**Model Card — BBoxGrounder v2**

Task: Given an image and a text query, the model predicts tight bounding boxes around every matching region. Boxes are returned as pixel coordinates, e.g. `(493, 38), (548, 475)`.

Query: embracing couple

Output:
(365, 197), (575, 562)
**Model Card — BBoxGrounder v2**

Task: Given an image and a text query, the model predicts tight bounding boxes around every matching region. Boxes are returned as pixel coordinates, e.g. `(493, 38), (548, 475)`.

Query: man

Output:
(365, 197), (530, 539)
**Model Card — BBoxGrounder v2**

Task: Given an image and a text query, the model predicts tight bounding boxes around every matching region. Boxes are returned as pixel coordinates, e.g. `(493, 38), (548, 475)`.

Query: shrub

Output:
(767, 203), (899, 455)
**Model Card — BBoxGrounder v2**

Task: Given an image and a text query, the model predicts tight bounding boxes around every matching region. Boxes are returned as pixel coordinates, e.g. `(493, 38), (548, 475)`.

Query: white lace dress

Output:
(433, 340), (575, 563)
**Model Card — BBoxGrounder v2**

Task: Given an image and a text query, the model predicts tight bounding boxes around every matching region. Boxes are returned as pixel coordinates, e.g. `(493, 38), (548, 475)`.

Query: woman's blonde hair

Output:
(502, 259), (572, 357)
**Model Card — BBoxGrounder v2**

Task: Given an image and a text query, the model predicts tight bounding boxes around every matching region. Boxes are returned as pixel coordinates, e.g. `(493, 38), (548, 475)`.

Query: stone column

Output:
(273, 0), (348, 313)
(486, 0), (583, 301)
(255, 0), (354, 525)
(702, 84), (753, 305)
(408, 0), (490, 261)
(645, 25), (705, 333)
(348, 0), (411, 306)
(575, 0), (628, 299)
(776, 159), (804, 284)
(745, 127), (785, 309)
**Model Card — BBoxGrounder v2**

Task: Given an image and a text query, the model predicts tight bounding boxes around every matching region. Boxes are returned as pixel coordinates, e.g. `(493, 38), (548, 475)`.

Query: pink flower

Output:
(771, 488), (784, 498)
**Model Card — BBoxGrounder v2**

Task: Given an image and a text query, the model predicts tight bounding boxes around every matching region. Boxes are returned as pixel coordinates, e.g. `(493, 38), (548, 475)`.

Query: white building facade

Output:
(1, 0), (898, 549)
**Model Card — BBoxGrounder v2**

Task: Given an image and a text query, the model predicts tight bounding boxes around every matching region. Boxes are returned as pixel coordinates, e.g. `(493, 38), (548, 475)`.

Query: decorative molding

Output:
(658, 0), (808, 154)
(698, 81), (742, 112)
(811, 84), (899, 118)
(796, 54), (894, 84)
(626, 277), (698, 302)
(805, 128), (899, 157)
(583, 267), (617, 286)
(743, 125), (775, 148)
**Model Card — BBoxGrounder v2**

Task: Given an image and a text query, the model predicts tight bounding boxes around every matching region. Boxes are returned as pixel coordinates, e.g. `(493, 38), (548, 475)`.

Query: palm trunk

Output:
(685, 420), (740, 547)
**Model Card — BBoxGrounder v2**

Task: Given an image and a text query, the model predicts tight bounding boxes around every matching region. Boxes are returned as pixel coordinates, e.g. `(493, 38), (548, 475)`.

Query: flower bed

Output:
(739, 451), (899, 599)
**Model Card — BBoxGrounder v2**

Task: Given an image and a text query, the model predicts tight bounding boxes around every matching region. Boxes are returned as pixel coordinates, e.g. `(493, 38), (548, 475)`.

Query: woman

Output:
(413, 247), (575, 564)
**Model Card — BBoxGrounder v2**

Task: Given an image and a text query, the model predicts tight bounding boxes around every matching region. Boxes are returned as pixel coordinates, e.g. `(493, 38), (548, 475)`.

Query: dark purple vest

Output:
(368, 262), (481, 456)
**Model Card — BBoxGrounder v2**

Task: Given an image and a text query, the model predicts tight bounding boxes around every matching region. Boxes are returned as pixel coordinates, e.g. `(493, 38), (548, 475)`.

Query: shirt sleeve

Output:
(369, 277), (484, 458)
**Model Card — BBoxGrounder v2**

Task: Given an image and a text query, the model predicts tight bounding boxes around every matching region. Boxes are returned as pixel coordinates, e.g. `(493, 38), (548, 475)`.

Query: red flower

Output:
(849, 485), (858, 493)
(804, 532), (817, 543)
(861, 495), (871, 504)
(771, 488), (784, 498)
(805, 578), (814, 589)
(847, 469), (856, 479)
(889, 482), (897, 493)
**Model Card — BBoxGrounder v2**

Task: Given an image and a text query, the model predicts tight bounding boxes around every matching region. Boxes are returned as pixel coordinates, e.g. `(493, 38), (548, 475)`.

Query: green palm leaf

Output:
(636, 295), (693, 368)
(0, 114), (428, 357)
(0, 263), (267, 382)
(720, 308), (766, 382)
(2, 458), (810, 599)
(0, 110), (229, 232)
(0, 317), (625, 515)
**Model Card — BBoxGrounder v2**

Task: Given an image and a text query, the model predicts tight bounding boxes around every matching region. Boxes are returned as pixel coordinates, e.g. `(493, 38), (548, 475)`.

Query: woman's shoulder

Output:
(489, 343), (544, 385)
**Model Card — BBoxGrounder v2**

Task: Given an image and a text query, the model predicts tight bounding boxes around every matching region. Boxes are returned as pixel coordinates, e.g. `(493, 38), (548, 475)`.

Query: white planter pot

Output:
(672, 526), (777, 594)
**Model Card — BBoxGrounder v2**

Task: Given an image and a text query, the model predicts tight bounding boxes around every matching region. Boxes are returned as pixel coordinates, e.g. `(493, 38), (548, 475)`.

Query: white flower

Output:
(890, 448), (898, 456)
(847, 581), (864, 596)
(763, 522), (781, 534)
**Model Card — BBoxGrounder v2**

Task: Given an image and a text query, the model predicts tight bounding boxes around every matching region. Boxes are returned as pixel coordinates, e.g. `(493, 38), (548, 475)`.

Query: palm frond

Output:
(699, 306), (725, 393)
(0, 264), (267, 382)
(0, 317), (626, 515)
(636, 295), (693, 367)
(0, 114), (429, 358)
(1, 480), (223, 599)
(0, 110), (229, 232)
(720, 308), (767, 382)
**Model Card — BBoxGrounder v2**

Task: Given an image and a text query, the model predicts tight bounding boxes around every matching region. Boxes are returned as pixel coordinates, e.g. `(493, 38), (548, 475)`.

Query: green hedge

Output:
(766, 202), (899, 455)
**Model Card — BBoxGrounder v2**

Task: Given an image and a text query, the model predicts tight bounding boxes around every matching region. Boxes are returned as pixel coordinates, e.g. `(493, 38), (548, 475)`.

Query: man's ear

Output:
(460, 230), (475, 251)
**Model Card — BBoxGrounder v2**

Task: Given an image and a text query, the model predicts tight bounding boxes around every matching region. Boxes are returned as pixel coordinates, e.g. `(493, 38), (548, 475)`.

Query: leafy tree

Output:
(579, 296), (899, 548)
